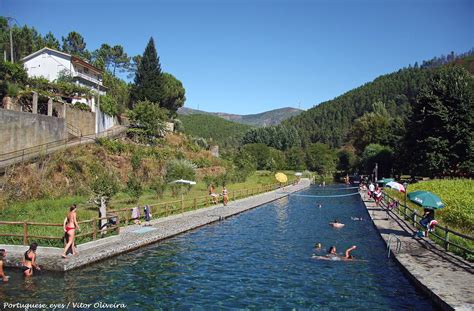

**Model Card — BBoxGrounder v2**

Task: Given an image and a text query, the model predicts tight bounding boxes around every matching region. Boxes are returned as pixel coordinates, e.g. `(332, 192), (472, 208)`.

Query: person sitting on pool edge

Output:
(330, 219), (345, 228)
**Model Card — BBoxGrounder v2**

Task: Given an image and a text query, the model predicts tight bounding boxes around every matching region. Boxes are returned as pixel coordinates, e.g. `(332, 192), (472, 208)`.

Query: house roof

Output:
(21, 47), (102, 75)
(71, 55), (102, 75)
(21, 47), (71, 62)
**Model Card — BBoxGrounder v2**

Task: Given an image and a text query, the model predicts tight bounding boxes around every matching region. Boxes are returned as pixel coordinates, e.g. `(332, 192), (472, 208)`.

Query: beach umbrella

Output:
(385, 181), (405, 192)
(170, 179), (196, 185)
(377, 178), (394, 186)
(408, 190), (445, 209)
(275, 172), (288, 183)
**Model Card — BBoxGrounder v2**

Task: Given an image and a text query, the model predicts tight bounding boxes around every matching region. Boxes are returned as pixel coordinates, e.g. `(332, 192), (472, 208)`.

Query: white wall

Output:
(23, 50), (71, 82)
(96, 108), (118, 133)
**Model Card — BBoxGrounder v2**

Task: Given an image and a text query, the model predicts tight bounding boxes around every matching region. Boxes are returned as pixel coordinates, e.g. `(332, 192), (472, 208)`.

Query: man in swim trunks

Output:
(0, 249), (9, 282)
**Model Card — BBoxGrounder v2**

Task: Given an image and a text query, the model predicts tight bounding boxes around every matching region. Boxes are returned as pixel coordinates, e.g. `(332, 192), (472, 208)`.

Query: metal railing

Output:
(0, 182), (288, 246)
(381, 192), (474, 257)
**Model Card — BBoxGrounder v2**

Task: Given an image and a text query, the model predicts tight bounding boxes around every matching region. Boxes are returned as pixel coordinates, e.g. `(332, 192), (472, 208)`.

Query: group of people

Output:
(0, 242), (41, 282)
(312, 243), (358, 261)
(208, 185), (229, 206)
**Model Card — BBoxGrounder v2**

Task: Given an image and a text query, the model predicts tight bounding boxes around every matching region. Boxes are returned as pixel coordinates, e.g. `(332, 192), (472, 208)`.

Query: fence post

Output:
(194, 198), (197, 209)
(116, 215), (120, 234)
(413, 213), (417, 227)
(22, 149), (25, 162)
(93, 218), (97, 240)
(181, 194), (184, 213)
(232, 191), (235, 201)
(23, 222), (28, 245)
(444, 226), (450, 251)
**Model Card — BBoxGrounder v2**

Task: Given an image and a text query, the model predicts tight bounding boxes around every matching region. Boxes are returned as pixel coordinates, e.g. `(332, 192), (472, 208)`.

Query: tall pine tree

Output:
(131, 37), (162, 107)
(404, 65), (474, 177)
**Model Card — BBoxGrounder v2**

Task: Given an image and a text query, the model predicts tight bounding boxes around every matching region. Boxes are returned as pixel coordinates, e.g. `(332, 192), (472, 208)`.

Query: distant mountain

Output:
(177, 107), (303, 127)
(178, 114), (252, 148)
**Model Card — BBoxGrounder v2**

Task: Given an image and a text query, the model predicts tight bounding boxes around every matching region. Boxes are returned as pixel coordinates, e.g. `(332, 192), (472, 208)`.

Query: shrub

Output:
(96, 138), (126, 154)
(100, 95), (119, 117)
(127, 174), (143, 203)
(150, 177), (167, 199)
(72, 102), (91, 112)
(165, 159), (196, 196)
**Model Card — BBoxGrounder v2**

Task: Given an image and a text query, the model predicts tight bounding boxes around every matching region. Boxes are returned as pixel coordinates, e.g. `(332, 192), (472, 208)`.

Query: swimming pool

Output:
(1, 186), (437, 309)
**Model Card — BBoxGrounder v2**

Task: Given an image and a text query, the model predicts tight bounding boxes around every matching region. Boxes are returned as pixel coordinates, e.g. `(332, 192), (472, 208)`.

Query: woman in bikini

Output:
(62, 204), (80, 258)
(222, 186), (229, 206)
(23, 243), (40, 276)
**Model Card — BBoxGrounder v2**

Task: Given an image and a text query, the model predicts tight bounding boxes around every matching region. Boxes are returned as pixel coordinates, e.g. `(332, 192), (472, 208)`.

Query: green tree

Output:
(42, 31), (60, 50)
(61, 31), (89, 59)
(160, 72), (186, 115)
(361, 144), (393, 178)
(242, 143), (271, 170)
(306, 143), (337, 175)
(405, 66), (474, 177)
(128, 99), (168, 137)
(285, 147), (306, 170)
(337, 148), (357, 174)
(102, 71), (129, 114)
(269, 148), (286, 171)
(131, 37), (162, 107)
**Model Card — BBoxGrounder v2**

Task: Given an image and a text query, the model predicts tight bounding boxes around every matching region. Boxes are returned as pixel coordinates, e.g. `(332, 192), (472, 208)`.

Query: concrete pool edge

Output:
(2, 179), (311, 272)
(361, 192), (474, 311)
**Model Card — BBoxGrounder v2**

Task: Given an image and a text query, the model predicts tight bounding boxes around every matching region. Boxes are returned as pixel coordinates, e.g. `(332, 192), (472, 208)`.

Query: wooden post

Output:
(181, 194), (184, 213)
(92, 218), (97, 240)
(116, 215), (120, 233)
(23, 222), (28, 246)
(194, 198), (197, 209)
(232, 191), (235, 201)
(444, 226), (449, 251)
(125, 210), (129, 226)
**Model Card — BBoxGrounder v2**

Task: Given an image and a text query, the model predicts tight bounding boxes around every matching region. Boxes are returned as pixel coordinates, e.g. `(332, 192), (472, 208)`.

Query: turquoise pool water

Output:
(1, 186), (436, 309)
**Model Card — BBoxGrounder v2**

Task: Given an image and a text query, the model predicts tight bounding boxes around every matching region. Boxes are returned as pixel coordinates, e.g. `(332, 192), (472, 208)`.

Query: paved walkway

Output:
(361, 192), (474, 311)
(2, 179), (310, 272)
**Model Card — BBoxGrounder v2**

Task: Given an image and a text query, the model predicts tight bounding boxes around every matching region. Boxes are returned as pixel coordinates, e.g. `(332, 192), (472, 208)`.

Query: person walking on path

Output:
(222, 186), (229, 206)
(62, 205), (80, 258)
(22, 243), (40, 276)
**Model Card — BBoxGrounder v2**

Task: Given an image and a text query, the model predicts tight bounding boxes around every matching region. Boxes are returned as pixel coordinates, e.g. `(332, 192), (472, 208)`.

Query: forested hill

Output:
(282, 67), (438, 148)
(282, 52), (474, 148)
(179, 114), (253, 148)
(178, 107), (303, 127)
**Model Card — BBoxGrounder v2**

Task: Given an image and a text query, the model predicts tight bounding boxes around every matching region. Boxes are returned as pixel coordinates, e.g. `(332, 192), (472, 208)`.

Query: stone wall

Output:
(0, 109), (67, 154)
(66, 107), (96, 136)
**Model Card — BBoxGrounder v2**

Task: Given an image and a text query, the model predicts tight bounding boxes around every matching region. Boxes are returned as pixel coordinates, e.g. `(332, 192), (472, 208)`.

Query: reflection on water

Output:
(1, 186), (437, 309)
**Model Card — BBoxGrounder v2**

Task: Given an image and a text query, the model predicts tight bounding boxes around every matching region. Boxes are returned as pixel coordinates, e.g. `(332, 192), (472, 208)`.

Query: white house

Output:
(21, 48), (117, 134)
(21, 47), (106, 95)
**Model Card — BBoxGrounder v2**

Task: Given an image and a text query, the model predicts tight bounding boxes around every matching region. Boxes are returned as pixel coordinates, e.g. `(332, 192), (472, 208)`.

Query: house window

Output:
(84, 67), (89, 74)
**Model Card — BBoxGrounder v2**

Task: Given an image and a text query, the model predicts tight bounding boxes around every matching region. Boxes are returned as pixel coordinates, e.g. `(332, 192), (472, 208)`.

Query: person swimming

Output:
(0, 249), (9, 282)
(330, 219), (345, 228)
(312, 245), (357, 261)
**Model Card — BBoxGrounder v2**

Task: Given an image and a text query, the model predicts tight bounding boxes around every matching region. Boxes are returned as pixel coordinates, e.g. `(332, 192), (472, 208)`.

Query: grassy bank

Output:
(0, 171), (298, 246)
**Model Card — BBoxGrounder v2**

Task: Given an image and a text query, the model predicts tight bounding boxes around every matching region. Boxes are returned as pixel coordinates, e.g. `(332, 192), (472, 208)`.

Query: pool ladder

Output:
(386, 234), (402, 258)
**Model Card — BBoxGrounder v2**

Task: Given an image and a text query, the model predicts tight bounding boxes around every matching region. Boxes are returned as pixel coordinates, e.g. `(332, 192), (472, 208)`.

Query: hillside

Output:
(179, 113), (253, 148)
(178, 107), (303, 127)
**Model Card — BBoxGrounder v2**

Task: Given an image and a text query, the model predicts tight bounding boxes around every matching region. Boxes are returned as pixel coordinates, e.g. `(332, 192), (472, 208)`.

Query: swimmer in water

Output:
(330, 219), (345, 228)
(316, 203), (322, 208)
(314, 243), (322, 250)
(313, 245), (357, 261)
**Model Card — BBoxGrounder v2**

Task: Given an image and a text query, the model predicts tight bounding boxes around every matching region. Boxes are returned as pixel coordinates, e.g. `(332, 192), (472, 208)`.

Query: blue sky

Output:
(2, 0), (473, 114)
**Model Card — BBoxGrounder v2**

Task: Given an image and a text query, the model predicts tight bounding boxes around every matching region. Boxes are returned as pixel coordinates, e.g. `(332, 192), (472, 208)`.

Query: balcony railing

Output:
(73, 71), (102, 85)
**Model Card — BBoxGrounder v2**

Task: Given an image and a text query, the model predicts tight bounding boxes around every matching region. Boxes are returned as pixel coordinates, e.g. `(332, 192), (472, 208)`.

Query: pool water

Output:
(1, 186), (437, 309)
